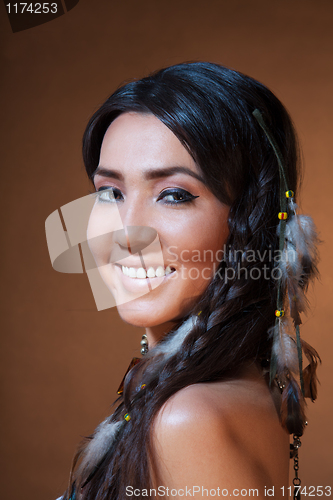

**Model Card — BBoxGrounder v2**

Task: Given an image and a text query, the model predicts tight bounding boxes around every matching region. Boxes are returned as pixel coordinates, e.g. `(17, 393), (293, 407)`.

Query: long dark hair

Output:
(64, 62), (316, 500)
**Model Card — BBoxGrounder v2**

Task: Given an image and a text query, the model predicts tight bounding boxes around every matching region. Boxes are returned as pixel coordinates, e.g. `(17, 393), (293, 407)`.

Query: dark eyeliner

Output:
(97, 186), (114, 191)
(157, 188), (199, 204)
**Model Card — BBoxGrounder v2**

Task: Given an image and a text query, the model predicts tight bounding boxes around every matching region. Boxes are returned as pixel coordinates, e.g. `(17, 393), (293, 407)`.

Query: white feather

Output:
(141, 316), (198, 385)
(284, 214), (318, 261)
(279, 240), (302, 282)
(287, 198), (298, 214)
(269, 319), (299, 374)
(297, 215), (318, 259)
(77, 419), (122, 476)
(148, 315), (197, 359)
(278, 210), (318, 295)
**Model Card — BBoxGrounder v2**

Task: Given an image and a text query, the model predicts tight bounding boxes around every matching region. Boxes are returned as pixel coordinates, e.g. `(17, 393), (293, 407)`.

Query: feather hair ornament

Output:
(280, 372), (307, 436)
(301, 337), (320, 401)
(253, 109), (321, 500)
(138, 315), (198, 387)
(148, 315), (197, 359)
(252, 109), (320, 436)
(269, 317), (299, 377)
(74, 418), (124, 489)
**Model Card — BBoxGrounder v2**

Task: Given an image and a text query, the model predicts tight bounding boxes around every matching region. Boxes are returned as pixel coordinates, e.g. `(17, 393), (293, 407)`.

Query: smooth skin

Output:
(91, 112), (229, 346)
(152, 363), (289, 499)
(90, 112), (290, 498)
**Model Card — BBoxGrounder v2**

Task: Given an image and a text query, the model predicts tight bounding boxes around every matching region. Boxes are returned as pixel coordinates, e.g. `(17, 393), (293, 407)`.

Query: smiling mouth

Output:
(119, 265), (176, 279)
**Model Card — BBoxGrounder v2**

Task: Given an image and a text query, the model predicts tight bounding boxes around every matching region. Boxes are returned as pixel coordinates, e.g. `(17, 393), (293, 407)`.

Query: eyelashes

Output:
(96, 186), (199, 205)
(96, 186), (123, 203)
(156, 188), (199, 204)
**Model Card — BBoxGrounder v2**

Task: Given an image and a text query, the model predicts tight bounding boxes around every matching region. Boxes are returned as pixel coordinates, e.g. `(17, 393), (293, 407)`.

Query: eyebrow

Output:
(92, 166), (206, 184)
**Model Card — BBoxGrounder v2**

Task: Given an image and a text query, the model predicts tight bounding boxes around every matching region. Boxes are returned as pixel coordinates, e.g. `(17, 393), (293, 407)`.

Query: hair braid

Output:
(61, 62), (319, 500)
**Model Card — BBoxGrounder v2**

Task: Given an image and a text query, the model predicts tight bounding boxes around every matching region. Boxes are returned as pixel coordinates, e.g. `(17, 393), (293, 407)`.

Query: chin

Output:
(115, 295), (196, 329)
(115, 301), (165, 328)
(117, 304), (172, 328)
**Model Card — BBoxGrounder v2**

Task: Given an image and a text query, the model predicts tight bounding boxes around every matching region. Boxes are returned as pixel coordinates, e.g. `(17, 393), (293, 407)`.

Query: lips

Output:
(111, 262), (177, 296)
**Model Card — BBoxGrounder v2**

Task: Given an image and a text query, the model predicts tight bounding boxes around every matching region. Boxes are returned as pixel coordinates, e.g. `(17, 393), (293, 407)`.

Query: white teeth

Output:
(136, 267), (147, 279)
(147, 267), (156, 278)
(120, 265), (174, 279)
(155, 266), (165, 277)
(129, 267), (136, 278)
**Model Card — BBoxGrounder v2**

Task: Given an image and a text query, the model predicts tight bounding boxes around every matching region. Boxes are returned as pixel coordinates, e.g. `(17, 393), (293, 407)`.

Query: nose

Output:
(111, 194), (159, 260)
(110, 226), (158, 264)
(113, 226), (158, 254)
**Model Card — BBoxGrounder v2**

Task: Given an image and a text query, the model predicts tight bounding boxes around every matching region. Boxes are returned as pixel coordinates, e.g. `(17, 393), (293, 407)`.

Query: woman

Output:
(51, 62), (320, 499)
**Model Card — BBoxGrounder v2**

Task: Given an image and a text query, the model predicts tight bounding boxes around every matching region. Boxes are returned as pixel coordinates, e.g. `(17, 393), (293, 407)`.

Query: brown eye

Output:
(157, 188), (199, 204)
(97, 187), (123, 202)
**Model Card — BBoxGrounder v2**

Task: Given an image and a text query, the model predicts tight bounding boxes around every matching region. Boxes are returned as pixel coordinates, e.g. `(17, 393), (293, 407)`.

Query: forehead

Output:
(99, 112), (197, 171)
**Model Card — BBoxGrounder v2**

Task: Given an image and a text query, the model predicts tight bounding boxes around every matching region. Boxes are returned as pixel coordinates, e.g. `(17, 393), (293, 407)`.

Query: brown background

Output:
(1, 1), (332, 499)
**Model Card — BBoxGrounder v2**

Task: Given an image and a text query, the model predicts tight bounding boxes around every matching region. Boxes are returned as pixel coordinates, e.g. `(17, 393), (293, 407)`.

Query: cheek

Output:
(187, 229), (227, 294)
(198, 207), (229, 261)
(167, 209), (229, 270)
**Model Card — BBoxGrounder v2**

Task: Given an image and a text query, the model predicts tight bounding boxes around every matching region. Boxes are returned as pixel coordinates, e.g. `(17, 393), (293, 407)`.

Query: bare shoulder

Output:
(152, 364), (289, 498)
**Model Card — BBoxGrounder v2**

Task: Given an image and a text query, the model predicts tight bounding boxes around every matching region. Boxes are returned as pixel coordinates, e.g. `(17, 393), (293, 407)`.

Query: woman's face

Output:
(88, 112), (229, 328)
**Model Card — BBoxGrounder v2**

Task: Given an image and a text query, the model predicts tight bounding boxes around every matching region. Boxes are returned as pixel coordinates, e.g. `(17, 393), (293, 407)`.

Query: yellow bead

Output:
(140, 384), (146, 390)
(278, 212), (288, 220)
(124, 413), (131, 421)
(275, 310), (285, 317)
(286, 190), (294, 198)
(198, 310), (202, 316)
